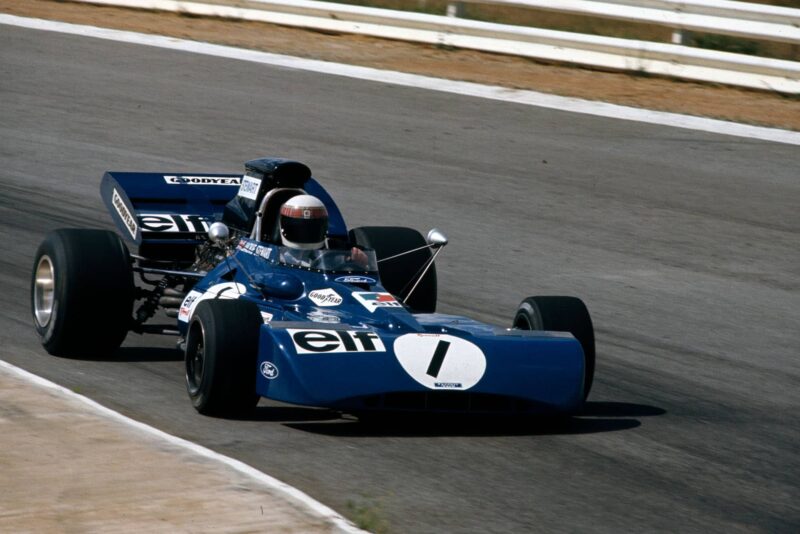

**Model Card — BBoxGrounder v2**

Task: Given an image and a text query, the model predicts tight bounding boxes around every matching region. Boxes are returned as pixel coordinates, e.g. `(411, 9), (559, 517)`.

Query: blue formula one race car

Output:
(30, 157), (595, 418)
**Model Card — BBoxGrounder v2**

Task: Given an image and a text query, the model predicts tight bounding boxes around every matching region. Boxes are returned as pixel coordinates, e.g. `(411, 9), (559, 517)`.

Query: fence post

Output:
(447, 2), (466, 18)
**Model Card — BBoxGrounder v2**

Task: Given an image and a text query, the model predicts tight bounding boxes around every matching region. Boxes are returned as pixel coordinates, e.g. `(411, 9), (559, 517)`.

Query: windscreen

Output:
(277, 247), (378, 274)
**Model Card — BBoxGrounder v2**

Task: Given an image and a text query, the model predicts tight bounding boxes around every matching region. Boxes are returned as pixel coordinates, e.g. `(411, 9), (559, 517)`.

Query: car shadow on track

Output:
(234, 405), (341, 423)
(581, 401), (665, 418)
(116, 346), (182, 362)
(67, 346), (183, 362)
(283, 401), (665, 437)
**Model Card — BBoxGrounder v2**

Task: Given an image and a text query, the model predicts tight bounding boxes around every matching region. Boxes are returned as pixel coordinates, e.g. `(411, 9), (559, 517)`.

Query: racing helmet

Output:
(279, 194), (328, 250)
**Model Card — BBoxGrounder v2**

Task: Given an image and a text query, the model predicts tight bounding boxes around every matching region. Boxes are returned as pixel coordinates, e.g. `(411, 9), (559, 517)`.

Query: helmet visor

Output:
(280, 214), (328, 245)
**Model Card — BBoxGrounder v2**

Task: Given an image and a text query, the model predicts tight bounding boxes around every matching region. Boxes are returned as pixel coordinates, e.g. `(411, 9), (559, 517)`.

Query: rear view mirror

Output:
(426, 228), (448, 248)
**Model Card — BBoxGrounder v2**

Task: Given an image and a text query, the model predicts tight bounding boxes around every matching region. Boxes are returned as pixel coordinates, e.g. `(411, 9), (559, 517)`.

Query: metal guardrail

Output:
(571, 0), (800, 25)
(72, 0), (800, 93)
(441, 0), (800, 45)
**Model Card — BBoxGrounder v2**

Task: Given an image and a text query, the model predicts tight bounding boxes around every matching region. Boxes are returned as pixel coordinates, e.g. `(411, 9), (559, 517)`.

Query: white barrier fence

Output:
(73, 0), (800, 93)
(442, 0), (800, 45)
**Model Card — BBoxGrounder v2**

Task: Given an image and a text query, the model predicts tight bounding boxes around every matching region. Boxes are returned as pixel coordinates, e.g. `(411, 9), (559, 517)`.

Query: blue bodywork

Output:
(102, 160), (586, 414)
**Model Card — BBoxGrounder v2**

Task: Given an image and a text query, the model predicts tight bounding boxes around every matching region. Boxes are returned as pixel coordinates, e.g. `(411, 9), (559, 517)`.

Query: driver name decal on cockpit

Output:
(138, 213), (211, 233)
(352, 292), (402, 312)
(308, 288), (342, 307)
(237, 175), (261, 200)
(288, 329), (386, 354)
(237, 239), (272, 260)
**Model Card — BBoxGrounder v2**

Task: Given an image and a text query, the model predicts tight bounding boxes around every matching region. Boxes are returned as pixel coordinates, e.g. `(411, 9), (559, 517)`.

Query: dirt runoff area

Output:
(2, 0), (800, 131)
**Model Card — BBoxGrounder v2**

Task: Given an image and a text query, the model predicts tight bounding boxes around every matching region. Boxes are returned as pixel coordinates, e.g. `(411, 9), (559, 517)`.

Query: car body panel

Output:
(256, 324), (584, 413)
(175, 239), (585, 414)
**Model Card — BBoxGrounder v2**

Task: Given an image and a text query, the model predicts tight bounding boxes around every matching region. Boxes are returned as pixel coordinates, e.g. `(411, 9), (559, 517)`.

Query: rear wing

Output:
(101, 172), (241, 247)
(101, 163), (348, 261)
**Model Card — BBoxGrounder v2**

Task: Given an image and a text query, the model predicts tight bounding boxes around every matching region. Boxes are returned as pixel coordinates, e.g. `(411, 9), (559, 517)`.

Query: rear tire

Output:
(349, 226), (437, 313)
(31, 229), (134, 356)
(185, 299), (262, 416)
(513, 296), (595, 400)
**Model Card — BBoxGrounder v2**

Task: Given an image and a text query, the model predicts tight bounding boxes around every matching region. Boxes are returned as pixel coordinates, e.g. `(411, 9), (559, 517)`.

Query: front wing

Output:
(254, 322), (585, 414)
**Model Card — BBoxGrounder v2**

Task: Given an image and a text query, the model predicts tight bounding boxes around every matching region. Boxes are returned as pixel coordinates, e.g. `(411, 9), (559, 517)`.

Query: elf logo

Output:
(287, 329), (386, 354)
(138, 213), (211, 233)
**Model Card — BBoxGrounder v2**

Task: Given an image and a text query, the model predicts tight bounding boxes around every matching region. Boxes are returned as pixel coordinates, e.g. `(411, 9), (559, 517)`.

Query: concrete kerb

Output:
(0, 359), (365, 533)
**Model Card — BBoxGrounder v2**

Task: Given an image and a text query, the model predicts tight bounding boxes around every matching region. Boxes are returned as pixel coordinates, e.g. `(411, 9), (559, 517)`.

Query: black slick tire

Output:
(31, 229), (134, 357)
(184, 299), (262, 417)
(513, 296), (595, 400)
(349, 226), (437, 313)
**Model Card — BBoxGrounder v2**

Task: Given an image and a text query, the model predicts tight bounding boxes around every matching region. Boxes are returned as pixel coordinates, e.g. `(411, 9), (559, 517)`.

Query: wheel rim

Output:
(185, 323), (206, 395)
(34, 256), (55, 328)
(513, 313), (532, 330)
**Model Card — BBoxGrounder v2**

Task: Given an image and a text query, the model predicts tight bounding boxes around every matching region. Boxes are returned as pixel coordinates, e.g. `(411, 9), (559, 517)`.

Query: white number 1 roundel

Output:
(393, 334), (487, 390)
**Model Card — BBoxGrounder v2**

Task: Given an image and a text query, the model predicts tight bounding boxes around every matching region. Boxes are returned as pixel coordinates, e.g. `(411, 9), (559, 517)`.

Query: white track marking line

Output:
(1, 14), (799, 146)
(0, 359), (364, 534)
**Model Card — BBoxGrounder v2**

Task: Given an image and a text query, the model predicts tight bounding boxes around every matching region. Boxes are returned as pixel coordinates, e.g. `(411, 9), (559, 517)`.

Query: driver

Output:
(279, 194), (368, 265)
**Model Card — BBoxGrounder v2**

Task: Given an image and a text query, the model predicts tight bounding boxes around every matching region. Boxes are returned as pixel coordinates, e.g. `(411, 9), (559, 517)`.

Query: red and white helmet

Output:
(279, 194), (328, 250)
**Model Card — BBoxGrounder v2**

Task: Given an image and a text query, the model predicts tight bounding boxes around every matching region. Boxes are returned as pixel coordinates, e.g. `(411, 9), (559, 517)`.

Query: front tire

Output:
(31, 229), (134, 356)
(185, 299), (262, 417)
(513, 296), (595, 400)
(349, 226), (437, 313)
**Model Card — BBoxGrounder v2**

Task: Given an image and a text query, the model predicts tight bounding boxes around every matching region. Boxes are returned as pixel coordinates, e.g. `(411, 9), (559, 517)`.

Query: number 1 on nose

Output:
(426, 340), (451, 378)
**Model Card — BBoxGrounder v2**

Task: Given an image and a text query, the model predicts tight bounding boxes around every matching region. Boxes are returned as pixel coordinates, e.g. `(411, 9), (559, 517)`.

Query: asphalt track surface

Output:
(2, 24), (799, 533)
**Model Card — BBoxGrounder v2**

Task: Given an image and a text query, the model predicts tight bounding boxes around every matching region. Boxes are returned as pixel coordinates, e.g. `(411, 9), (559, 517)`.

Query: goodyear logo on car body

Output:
(308, 288), (343, 307)
(163, 175), (241, 186)
(112, 188), (137, 239)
